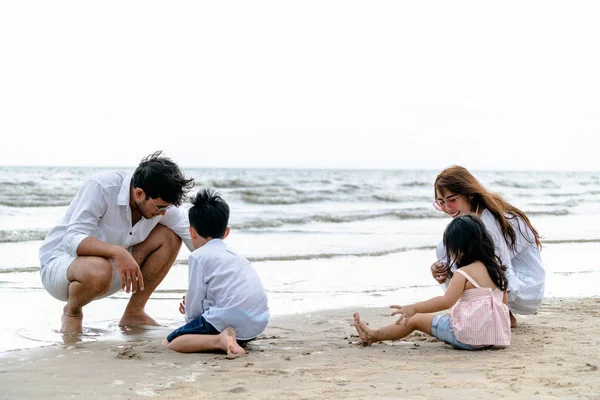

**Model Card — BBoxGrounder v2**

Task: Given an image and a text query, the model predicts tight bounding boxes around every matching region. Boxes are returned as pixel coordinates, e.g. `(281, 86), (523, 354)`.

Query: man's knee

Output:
(68, 257), (114, 293)
(152, 225), (182, 251)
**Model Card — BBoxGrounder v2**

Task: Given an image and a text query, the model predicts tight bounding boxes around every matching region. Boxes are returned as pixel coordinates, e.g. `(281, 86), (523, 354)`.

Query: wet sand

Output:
(1, 297), (599, 399)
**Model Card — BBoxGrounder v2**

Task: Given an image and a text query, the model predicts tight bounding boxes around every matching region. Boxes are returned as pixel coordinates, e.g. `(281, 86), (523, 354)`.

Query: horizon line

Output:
(0, 164), (598, 173)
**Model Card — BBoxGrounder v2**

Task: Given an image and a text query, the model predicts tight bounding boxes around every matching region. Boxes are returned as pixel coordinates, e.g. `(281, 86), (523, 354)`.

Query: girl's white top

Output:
(437, 209), (545, 315)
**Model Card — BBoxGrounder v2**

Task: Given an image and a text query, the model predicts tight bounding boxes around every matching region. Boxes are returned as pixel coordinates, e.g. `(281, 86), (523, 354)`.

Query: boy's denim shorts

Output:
(166, 315), (254, 346)
(431, 315), (491, 351)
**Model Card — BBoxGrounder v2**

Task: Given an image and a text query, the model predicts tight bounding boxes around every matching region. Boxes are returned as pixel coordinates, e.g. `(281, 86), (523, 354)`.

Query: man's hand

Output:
(179, 296), (186, 314)
(390, 304), (417, 326)
(431, 261), (449, 284)
(113, 248), (144, 294)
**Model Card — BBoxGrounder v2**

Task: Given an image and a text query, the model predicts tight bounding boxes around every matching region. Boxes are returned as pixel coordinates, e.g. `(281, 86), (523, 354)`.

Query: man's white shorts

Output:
(40, 253), (122, 301)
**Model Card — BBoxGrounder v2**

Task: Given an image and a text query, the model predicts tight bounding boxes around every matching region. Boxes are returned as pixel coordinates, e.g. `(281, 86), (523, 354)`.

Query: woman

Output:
(431, 166), (545, 327)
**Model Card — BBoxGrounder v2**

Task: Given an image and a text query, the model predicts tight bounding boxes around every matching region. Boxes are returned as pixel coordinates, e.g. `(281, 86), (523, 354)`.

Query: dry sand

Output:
(1, 297), (599, 399)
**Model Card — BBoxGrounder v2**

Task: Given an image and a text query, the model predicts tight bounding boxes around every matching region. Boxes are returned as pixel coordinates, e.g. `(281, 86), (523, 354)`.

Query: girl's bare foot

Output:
(61, 306), (83, 333)
(222, 327), (246, 356)
(510, 311), (517, 328)
(353, 312), (376, 346)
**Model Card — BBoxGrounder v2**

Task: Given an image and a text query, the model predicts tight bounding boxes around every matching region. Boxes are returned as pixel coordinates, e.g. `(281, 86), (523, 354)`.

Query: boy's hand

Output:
(179, 296), (186, 314)
(390, 304), (416, 326)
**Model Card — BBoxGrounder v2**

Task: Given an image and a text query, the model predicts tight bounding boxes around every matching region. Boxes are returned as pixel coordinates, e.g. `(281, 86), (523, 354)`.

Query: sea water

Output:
(1, 167), (599, 352)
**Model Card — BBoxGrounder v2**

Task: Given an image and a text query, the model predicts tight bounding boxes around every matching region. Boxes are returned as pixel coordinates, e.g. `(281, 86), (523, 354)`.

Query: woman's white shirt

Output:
(436, 209), (545, 314)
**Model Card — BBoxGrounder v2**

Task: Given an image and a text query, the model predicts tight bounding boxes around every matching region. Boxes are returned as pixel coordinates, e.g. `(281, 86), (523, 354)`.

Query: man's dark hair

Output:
(189, 189), (230, 238)
(132, 151), (194, 206)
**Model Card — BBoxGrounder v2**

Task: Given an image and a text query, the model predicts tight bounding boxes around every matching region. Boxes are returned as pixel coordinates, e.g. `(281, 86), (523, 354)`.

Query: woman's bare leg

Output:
(510, 311), (517, 328)
(353, 312), (437, 346)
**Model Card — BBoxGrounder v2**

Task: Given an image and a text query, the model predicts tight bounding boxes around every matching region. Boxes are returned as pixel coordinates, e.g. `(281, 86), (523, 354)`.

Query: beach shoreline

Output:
(1, 296), (599, 399)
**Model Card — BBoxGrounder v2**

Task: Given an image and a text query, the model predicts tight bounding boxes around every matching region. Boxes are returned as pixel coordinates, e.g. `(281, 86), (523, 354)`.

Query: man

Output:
(39, 151), (195, 333)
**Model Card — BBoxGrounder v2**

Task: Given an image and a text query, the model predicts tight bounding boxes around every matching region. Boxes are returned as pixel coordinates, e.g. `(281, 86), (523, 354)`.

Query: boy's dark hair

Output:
(189, 189), (230, 239)
(132, 151), (194, 206)
(443, 214), (508, 291)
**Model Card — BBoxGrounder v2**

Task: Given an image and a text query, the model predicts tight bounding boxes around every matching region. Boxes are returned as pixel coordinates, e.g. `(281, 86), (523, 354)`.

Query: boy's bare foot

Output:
(222, 327), (246, 356)
(119, 311), (160, 327)
(160, 339), (170, 348)
(61, 306), (83, 333)
(510, 311), (517, 328)
(353, 312), (376, 346)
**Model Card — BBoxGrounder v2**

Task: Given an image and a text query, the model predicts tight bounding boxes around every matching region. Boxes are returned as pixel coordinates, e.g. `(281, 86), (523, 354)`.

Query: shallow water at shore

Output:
(2, 242), (599, 353)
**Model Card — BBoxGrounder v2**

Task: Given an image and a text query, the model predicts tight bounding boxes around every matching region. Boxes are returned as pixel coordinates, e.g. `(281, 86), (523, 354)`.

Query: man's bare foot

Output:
(119, 311), (160, 327)
(353, 312), (376, 346)
(160, 339), (170, 349)
(61, 306), (83, 334)
(510, 311), (517, 328)
(221, 327), (246, 356)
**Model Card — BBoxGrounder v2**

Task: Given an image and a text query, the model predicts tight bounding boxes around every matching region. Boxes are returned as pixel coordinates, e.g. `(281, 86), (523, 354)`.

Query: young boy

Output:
(162, 189), (269, 355)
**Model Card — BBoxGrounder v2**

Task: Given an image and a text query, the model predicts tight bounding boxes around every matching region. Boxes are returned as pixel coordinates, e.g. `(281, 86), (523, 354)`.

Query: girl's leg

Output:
(503, 291), (517, 328)
(353, 312), (436, 346)
(164, 327), (246, 355)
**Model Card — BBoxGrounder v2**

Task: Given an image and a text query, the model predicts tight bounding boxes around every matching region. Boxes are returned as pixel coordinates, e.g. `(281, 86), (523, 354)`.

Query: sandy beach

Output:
(1, 297), (599, 399)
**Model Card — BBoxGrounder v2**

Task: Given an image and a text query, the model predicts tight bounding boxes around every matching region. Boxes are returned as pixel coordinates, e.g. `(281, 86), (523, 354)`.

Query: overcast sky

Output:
(1, 1), (598, 171)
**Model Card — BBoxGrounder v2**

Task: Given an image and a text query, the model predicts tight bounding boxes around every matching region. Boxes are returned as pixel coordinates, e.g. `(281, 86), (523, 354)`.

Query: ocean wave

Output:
(340, 183), (361, 190)
(0, 180), (78, 207)
(554, 270), (599, 276)
(401, 181), (430, 187)
(491, 180), (560, 189)
(0, 229), (48, 243)
(240, 191), (333, 205)
(265, 287), (402, 294)
(372, 194), (432, 203)
(528, 200), (579, 207)
(0, 198), (72, 208)
(526, 209), (569, 216)
(578, 181), (600, 186)
(0, 267), (40, 274)
(246, 245), (437, 262)
(542, 239), (600, 244)
(0, 181), (37, 187)
(232, 209), (443, 229)
(207, 179), (266, 189)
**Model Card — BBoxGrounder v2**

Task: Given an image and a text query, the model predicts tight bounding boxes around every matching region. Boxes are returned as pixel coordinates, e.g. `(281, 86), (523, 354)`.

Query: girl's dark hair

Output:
(132, 151), (194, 206)
(443, 214), (508, 291)
(435, 165), (542, 251)
(189, 188), (230, 239)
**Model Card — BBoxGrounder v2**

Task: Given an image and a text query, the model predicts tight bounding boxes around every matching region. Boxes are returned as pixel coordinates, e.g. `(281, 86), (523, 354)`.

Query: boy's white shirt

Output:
(185, 238), (270, 340)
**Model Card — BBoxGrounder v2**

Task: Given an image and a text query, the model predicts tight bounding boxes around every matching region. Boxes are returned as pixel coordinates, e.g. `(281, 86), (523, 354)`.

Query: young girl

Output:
(431, 166), (545, 328)
(354, 214), (511, 350)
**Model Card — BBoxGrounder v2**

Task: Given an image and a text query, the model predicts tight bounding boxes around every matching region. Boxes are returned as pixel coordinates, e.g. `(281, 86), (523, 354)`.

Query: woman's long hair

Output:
(444, 214), (508, 291)
(435, 165), (541, 251)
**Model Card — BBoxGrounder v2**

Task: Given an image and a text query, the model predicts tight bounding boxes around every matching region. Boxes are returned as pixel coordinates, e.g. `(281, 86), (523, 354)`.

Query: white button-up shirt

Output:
(185, 239), (270, 340)
(39, 170), (194, 267)
(437, 209), (545, 315)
